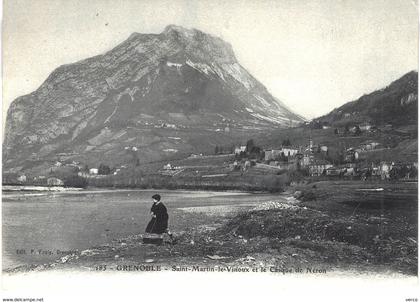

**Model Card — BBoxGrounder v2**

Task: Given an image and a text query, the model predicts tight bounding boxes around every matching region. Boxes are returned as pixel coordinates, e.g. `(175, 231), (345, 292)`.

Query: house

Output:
(296, 153), (312, 167)
(349, 126), (358, 134)
(345, 149), (359, 163)
(359, 122), (372, 131)
(322, 125), (331, 129)
(89, 168), (98, 175)
(326, 167), (341, 176)
(371, 166), (381, 177)
(380, 162), (392, 180)
(320, 145), (328, 153)
(230, 160), (241, 171)
(17, 174), (27, 183)
(343, 167), (357, 177)
(234, 146), (247, 155)
(359, 141), (380, 151)
(32, 175), (48, 185)
(308, 160), (333, 176)
(391, 162), (418, 180)
(163, 163), (172, 170)
(265, 150), (282, 161)
(47, 177), (64, 186)
(269, 161), (279, 167)
(310, 144), (320, 153)
(243, 160), (251, 171)
(264, 147), (299, 161)
(282, 147), (299, 157)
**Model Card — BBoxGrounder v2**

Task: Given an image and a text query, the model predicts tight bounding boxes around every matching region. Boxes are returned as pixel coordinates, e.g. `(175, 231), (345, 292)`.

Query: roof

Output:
(326, 166), (340, 170)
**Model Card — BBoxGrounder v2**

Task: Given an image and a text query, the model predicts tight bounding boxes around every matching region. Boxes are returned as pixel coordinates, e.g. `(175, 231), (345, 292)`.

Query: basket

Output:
(142, 233), (163, 245)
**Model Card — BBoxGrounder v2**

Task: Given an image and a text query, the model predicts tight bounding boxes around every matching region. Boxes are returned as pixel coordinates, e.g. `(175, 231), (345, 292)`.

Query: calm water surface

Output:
(2, 189), (282, 269)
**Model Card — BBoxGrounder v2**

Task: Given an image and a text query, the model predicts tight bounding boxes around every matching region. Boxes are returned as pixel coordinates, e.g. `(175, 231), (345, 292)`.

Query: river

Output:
(2, 188), (284, 270)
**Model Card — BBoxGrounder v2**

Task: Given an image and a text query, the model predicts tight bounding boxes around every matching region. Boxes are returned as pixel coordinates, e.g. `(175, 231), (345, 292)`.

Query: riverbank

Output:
(4, 181), (417, 276)
(2, 185), (84, 192)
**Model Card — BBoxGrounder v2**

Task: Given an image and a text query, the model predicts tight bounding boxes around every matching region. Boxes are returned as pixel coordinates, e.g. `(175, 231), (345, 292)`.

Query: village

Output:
(226, 137), (417, 181)
(156, 119), (417, 185)
(3, 119), (418, 190)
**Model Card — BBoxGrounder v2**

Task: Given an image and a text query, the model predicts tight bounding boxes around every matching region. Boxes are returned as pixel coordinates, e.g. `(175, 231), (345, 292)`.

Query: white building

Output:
(264, 147), (299, 161)
(380, 162), (393, 180)
(89, 168), (98, 175)
(308, 160), (333, 176)
(163, 163), (172, 170)
(234, 146), (247, 155)
(17, 175), (27, 183)
(47, 177), (64, 186)
(264, 150), (282, 161)
(282, 147), (299, 157)
(359, 123), (372, 131)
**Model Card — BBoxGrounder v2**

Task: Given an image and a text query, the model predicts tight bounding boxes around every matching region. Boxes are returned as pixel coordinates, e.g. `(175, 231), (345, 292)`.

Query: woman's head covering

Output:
(152, 194), (161, 201)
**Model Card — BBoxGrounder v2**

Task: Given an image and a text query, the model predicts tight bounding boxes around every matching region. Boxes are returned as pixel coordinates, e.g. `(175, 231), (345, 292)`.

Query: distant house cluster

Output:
(227, 134), (417, 181)
(234, 146), (247, 155)
(264, 147), (299, 161)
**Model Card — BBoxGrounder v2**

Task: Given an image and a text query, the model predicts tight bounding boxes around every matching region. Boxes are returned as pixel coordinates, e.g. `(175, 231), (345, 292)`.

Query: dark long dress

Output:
(145, 202), (169, 234)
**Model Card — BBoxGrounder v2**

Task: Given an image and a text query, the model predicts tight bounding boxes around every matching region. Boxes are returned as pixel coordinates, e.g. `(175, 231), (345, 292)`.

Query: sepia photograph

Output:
(1, 0), (418, 300)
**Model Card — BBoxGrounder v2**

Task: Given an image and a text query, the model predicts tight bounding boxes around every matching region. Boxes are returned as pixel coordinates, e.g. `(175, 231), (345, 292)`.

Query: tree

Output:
(344, 125), (350, 135)
(215, 145), (219, 154)
(280, 152), (287, 162)
(334, 128), (339, 135)
(246, 139), (255, 153)
(64, 175), (88, 188)
(354, 125), (362, 136)
(98, 164), (111, 175)
(282, 139), (291, 146)
(249, 146), (262, 159)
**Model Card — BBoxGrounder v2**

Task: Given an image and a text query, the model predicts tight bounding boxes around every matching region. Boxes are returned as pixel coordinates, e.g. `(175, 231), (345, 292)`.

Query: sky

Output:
(2, 0), (419, 126)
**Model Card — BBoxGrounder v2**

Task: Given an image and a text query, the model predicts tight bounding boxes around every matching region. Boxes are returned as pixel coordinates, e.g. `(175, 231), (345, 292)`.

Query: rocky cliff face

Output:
(4, 25), (304, 173)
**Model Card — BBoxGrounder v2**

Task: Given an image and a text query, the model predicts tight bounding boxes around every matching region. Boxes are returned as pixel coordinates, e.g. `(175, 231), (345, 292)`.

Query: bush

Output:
(64, 175), (88, 188)
(98, 164), (111, 175)
(301, 191), (316, 201)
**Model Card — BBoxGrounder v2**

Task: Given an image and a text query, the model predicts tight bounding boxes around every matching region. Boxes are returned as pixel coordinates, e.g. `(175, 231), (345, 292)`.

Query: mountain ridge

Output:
(4, 25), (304, 173)
(313, 70), (418, 127)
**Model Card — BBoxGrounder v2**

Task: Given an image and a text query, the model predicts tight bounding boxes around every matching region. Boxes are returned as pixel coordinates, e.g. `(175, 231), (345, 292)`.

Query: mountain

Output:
(314, 71), (418, 127)
(3, 25), (304, 173)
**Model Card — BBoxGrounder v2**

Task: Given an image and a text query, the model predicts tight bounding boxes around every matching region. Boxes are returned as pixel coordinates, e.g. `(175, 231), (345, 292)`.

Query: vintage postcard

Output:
(1, 0), (418, 301)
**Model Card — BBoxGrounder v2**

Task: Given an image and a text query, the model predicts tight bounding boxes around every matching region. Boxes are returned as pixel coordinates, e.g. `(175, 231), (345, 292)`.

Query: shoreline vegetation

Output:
(2, 175), (290, 193)
(3, 180), (417, 276)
